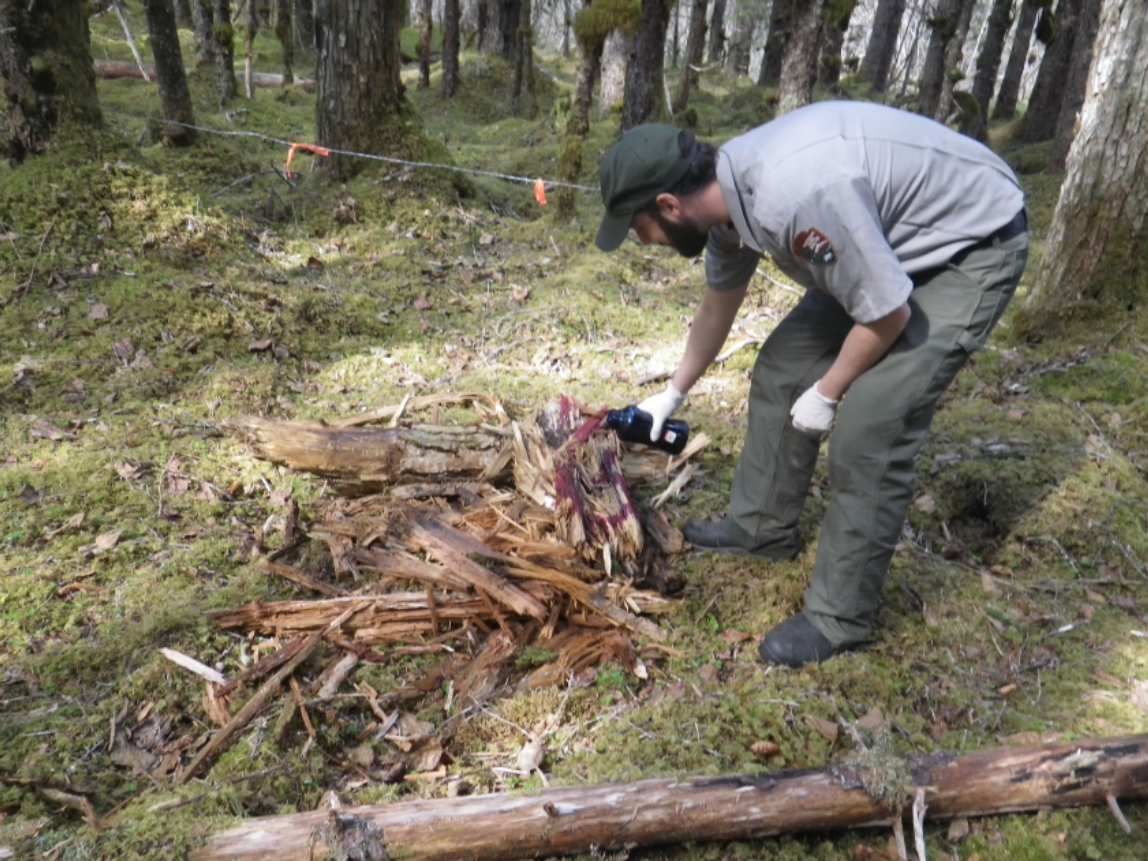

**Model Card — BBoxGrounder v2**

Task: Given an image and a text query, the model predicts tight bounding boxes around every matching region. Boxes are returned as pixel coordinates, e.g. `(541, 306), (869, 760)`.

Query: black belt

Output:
(986, 208), (1027, 245)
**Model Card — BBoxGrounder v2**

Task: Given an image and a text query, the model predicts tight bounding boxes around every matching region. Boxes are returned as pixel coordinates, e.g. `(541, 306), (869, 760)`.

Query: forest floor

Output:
(1, 10), (1148, 861)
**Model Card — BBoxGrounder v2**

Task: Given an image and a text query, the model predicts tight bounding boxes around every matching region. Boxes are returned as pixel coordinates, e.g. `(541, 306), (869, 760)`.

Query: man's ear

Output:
(653, 193), (683, 218)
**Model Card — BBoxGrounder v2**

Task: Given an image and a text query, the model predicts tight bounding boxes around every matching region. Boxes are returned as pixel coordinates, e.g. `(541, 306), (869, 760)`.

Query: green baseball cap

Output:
(596, 124), (693, 252)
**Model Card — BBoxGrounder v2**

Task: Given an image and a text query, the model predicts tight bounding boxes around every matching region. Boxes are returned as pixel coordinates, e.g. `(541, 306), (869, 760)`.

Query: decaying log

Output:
(221, 416), (512, 497)
(94, 59), (316, 92)
(193, 733), (1148, 861)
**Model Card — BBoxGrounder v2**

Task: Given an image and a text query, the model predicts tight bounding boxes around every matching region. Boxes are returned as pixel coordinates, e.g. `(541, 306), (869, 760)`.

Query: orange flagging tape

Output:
(534, 178), (547, 205)
(285, 142), (330, 177)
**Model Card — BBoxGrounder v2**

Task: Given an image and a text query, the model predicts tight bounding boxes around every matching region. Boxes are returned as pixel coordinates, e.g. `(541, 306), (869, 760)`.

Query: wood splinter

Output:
(1106, 792), (1132, 834)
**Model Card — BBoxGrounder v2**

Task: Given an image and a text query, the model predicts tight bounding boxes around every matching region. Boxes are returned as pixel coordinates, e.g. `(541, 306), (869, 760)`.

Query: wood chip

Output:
(160, 647), (226, 685)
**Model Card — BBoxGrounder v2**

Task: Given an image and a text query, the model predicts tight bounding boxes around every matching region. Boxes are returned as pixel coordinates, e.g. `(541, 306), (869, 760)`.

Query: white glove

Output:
(790, 380), (839, 435)
(636, 383), (687, 442)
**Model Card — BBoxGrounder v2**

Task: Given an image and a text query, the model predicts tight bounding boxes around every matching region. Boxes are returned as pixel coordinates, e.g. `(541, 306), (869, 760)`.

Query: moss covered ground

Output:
(1, 8), (1147, 861)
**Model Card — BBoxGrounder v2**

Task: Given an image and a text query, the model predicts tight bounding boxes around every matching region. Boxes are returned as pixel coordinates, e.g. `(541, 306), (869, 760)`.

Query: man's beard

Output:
(652, 209), (709, 258)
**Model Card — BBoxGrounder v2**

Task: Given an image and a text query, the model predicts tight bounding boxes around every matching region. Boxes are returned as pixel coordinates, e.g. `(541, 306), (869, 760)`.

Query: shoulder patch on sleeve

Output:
(792, 228), (838, 264)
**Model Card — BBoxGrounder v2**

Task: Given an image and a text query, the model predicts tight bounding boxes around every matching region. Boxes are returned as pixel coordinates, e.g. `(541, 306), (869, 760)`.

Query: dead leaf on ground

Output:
(914, 493), (936, 512)
(19, 483), (44, 505)
(29, 417), (75, 441)
(113, 338), (135, 360)
(88, 303), (109, 321)
(803, 714), (839, 743)
(115, 461), (146, 480)
(722, 628), (751, 645)
(979, 569), (1002, 598)
(94, 530), (123, 552)
(248, 338), (274, 352)
(947, 817), (971, 842)
(413, 295), (433, 311)
(856, 706), (886, 732)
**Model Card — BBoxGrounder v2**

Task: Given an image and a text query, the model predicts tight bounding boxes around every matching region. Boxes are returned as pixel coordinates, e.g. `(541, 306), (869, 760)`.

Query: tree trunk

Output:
(142, 0), (196, 146)
(174, 0), (193, 28)
(417, 0), (433, 89)
(1019, 0), (1079, 143)
(819, 0), (858, 92)
(193, 733), (1148, 861)
(512, 0), (536, 116)
(966, 0), (1014, 139)
(243, 0), (257, 98)
(442, 0), (460, 96)
(859, 0), (906, 91)
(1018, 0), (1148, 333)
(707, 0), (726, 64)
(621, 0), (671, 130)
(598, 28), (628, 118)
(316, 0), (405, 179)
(294, 0), (316, 52)
(562, 0), (571, 57)
(936, 0), (977, 121)
(916, 0), (960, 118)
(212, 0), (238, 103)
(674, 0), (708, 111)
(555, 33), (604, 219)
(722, 10), (754, 77)
(777, 0), (824, 114)
(1049, 0), (1102, 170)
(758, 0), (794, 85)
(991, 0), (1038, 119)
(274, 0), (294, 85)
(0, 0), (102, 162)
(479, 0), (520, 59)
(190, 0), (215, 63)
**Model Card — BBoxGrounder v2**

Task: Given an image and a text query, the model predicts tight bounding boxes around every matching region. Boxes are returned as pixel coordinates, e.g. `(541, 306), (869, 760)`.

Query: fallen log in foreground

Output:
(94, 59), (316, 91)
(193, 733), (1148, 861)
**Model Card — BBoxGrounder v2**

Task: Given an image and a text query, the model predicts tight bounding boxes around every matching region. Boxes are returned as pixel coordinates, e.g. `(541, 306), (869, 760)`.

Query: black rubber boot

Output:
(758, 614), (845, 668)
(681, 518), (796, 560)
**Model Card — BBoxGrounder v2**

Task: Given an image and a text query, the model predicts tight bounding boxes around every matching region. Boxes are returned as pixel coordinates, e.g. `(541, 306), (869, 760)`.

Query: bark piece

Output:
(192, 733), (1148, 861)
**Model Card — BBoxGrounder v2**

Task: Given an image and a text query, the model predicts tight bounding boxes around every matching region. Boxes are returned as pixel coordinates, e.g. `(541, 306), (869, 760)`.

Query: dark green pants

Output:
(729, 230), (1029, 646)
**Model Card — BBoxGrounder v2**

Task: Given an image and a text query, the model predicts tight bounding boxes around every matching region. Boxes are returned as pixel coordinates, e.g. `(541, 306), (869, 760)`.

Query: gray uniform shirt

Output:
(707, 101), (1026, 323)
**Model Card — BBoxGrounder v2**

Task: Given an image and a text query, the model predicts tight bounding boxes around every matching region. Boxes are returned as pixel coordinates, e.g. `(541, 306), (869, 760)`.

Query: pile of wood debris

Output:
(171, 394), (706, 783)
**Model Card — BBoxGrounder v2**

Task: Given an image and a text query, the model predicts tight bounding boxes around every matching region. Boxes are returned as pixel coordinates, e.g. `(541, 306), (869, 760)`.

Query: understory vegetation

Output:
(1, 10), (1147, 861)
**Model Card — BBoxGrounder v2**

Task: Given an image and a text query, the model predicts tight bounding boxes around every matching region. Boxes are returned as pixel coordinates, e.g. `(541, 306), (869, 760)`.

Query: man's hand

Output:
(790, 380), (839, 435)
(637, 384), (687, 441)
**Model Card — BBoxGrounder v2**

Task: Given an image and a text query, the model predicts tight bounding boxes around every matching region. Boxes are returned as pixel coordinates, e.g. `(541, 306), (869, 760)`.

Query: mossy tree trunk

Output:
(417, 0), (433, 89)
(916, 0), (960, 118)
(1049, 0), (1102, 170)
(316, 0), (406, 180)
(992, 0), (1040, 120)
(1019, 0), (1080, 143)
(442, 0), (460, 96)
(1017, 0), (1148, 336)
(722, 12), (754, 78)
(966, 0), (1014, 140)
(274, 0), (294, 85)
(243, 0), (257, 98)
(935, 0), (976, 122)
(706, 0), (725, 64)
(757, 0), (794, 86)
(599, 28), (628, 118)
(673, 0), (708, 112)
(512, 0), (537, 116)
(0, 0), (102, 161)
(212, 0), (238, 103)
(479, 0), (521, 60)
(819, 0), (857, 93)
(556, 0), (615, 219)
(621, 0), (671, 130)
(174, 0), (193, 27)
(190, 0), (215, 64)
(143, 0), (197, 146)
(858, 0), (905, 91)
(777, 0), (824, 114)
(293, 0), (316, 52)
